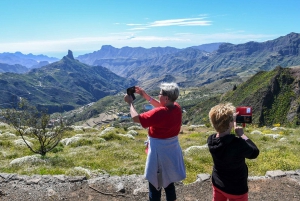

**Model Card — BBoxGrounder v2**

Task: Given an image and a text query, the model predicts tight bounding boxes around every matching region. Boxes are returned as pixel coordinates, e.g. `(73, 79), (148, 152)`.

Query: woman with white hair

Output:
(124, 82), (186, 201)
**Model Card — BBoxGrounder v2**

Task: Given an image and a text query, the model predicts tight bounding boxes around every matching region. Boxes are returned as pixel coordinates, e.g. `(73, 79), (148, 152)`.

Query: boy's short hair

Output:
(209, 103), (235, 133)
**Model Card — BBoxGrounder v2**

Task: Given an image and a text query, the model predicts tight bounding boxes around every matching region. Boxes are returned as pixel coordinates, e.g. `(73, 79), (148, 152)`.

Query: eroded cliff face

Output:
(223, 66), (300, 126)
(288, 67), (300, 124)
(255, 66), (300, 126)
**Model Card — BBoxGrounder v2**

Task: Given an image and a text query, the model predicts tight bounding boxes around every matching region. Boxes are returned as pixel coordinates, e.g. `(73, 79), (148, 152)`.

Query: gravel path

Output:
(0, 170), (299, 201)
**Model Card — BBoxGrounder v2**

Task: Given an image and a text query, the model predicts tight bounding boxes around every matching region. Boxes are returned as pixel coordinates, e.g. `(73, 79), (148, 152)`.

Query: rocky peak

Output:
(67, 50), (74, 60)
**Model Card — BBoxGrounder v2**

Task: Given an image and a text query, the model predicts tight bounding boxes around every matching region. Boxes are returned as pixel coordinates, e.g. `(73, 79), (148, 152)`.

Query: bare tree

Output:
(1, 99), (64, 156)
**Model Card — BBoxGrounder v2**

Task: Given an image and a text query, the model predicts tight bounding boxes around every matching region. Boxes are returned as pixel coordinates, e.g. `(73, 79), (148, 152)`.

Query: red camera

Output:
(236, 106), (252, 123)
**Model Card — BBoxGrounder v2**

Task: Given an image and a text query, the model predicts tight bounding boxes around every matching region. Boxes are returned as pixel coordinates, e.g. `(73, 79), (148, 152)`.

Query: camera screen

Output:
(236, 106), (252, 123)
(236, 115), (252, 123)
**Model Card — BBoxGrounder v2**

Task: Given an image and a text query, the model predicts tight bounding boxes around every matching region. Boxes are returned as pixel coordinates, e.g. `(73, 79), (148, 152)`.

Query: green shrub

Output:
(101, 132), (124, 141)
(188, 127), (195, 131)
(0, 140), (13, 147)
(94, 142), (111, 150)
(259, 135), (271, 142)
(69, 138), (94, 147)
(50, 143), (64, 153)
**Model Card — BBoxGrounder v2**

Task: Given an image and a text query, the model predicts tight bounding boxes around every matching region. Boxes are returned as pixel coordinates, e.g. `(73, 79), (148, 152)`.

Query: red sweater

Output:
(139, 102), (182, 139)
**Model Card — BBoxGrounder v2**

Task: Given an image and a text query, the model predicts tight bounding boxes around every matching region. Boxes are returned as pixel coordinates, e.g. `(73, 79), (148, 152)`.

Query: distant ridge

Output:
(76, 45), (181, 65)
(74, 33), (300, 89)
(0, 63), (28, 74)
(190, 42), (224, 52)
(0, 52), (59, 68)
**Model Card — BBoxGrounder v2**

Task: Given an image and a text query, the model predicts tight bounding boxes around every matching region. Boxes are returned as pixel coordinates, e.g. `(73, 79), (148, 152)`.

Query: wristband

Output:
(148, 97), (153, 102)
(241, 134), (248, 140)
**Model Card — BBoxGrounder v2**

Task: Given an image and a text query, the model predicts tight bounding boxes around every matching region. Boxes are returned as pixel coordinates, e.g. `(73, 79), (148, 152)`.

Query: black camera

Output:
(236, 106), (252, 123)
(126, 86), (136, 100)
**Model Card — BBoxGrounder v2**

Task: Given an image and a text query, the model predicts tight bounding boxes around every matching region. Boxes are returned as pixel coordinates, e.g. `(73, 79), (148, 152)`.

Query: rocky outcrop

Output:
(67, 50), (74, 60)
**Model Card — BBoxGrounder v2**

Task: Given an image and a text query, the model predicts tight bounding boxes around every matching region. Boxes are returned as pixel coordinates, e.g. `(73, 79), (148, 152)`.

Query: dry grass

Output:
(0, 123), (299, 184)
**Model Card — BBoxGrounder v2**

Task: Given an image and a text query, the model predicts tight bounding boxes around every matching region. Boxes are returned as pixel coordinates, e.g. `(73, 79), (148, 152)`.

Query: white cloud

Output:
(126, 17), (211, 30)
(124, 36), (189, 42)
(126, 34), (135, 40)
(128, 27), (149, 30)
(126, 23), (144, 26)
(174, 32), (193, 35)
(149, 18), (211, 27)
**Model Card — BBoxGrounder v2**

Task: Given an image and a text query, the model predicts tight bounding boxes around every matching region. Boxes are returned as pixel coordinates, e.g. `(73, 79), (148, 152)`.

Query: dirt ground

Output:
(0, 174), (299, 201)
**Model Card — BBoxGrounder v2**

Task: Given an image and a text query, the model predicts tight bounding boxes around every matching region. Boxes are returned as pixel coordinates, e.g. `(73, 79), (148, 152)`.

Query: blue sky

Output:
(0, 0), (299, 58)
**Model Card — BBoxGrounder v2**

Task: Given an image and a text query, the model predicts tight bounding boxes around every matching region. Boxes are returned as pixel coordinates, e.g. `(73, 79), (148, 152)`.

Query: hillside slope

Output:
(185, 66), (300, 126)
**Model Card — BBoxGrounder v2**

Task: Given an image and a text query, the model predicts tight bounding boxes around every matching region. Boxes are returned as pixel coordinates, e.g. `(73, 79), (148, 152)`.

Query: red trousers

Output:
(212, 185), (248, 201)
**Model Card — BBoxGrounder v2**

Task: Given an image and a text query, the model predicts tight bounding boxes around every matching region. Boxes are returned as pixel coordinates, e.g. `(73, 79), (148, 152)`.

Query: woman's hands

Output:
(124, 86), (144, 104)
(124, 86), (146, 104)
(123, 88), (140, 123)
(124, 94), (133, 104)
(124, 86), (161, 108)
(124, 86), (147, 104)
(135, 86), (152, 102)
(135, 86), (145, 97)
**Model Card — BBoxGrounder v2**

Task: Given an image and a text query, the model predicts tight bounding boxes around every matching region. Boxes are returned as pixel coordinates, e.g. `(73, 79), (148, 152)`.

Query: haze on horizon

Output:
(0, 0), (299, 58)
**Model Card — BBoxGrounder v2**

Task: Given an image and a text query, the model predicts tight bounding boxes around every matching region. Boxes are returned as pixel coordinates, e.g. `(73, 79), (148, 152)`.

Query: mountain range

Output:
(75, 33), (300, 89)
(0, 43), (223, 71)
(0, 50), (135, 113)
(0, 32), (300, 118)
